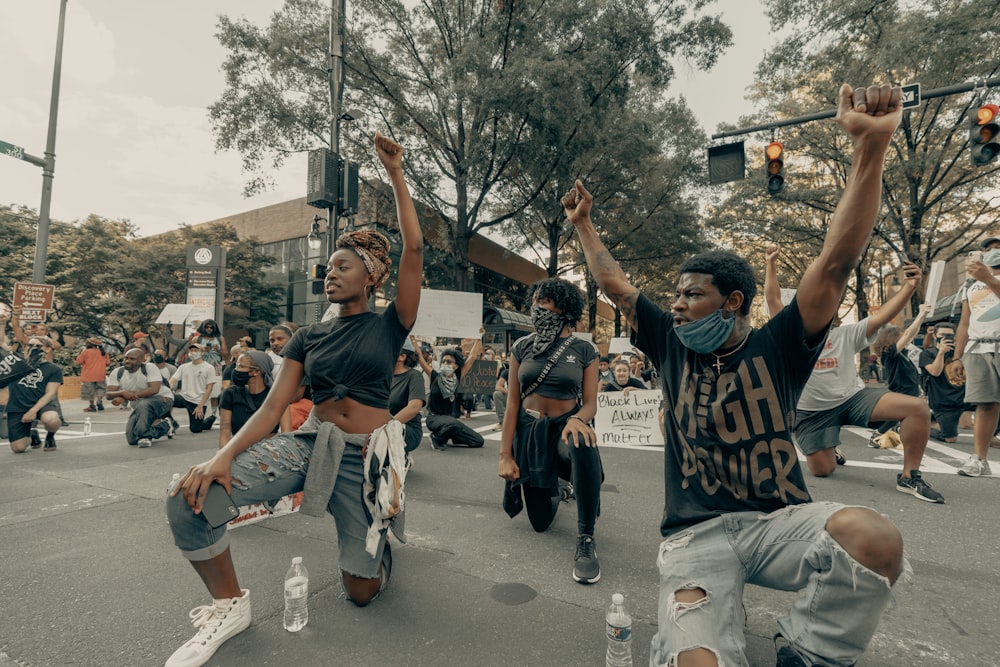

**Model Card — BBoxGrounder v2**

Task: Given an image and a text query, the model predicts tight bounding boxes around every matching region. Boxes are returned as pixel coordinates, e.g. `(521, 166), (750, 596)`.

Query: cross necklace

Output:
(710, 328), (752, 373)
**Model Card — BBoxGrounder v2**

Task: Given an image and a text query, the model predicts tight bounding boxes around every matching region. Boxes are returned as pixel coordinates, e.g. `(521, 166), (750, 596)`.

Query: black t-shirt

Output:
(512, 335), (597, 400)
(919, 347), (967, 410)
(427, 370), (460, 417)
(632, 294), (825, 537)
(601, 377), (647, 392)
(219, 385), (274, 435)
(390, 368), (425, 446)
(282, 302), (410, 408)
(881, 345), (919, 396)
(7, 362), (63, 413)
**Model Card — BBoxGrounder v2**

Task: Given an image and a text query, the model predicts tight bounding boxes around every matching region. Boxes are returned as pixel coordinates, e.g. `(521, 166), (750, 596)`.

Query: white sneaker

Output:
(138, 438), (153, 448)
(165, 589), (251, 667)
(957, 456), (992, 477)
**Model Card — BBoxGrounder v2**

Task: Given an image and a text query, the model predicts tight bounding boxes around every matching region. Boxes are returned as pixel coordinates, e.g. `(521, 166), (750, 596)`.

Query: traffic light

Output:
(310, 264), (326, 295)
(764, 141), (784, 194)
(969, 104), (1000, 166)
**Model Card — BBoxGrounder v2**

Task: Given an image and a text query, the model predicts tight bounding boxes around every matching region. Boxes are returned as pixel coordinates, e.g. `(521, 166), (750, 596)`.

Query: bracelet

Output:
(568, 415), (590, 425)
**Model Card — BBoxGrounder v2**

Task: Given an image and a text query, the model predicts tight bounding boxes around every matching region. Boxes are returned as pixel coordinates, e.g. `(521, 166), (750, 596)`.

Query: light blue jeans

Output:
(165, 429), (385, 579)
(649, 501), (910, 667)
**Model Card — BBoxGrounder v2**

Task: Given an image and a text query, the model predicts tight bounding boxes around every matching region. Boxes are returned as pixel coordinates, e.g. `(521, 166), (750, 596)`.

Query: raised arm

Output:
(764, 245), (784, 319)
(564, 181), (641, 332)
(865, 262), (921, 337)
(375, 132), (423, 329)
(795, 84), (903, 337)
(896, 303), (932, 352)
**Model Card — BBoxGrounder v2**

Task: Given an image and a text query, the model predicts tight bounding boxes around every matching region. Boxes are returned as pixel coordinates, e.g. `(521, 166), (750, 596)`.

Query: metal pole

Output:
(711, 76), (1000, 140)
(32, 0), (68, 284)
(327, 0), (346, 259)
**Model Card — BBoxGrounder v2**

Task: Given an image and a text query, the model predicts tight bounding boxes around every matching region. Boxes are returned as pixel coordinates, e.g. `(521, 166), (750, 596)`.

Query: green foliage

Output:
(712, 0), (1000, 318)
(209, 0), (732, 294)
(1, 208), (283, 351)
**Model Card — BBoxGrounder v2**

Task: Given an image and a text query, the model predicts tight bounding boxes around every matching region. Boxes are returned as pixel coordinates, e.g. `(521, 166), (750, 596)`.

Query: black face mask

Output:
(231, 370), (252, 387)
(153, 354), (165, 364)
(28, 346), (44, 365)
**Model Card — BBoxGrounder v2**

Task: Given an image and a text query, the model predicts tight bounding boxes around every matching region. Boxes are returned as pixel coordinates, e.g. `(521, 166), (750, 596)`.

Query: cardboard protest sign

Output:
(459, 359), (499, 394)
(594, 389), (664, 447)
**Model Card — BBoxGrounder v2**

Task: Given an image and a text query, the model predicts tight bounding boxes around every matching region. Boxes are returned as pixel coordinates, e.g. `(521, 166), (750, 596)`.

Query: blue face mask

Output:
(674, 308), (736, 354)
(984, 249), (1000, 268)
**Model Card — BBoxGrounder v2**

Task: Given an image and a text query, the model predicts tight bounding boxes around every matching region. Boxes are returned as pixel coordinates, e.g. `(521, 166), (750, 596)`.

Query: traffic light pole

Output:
(327, 0), (346, 261)
(31, 0), (68, 284)
(711, 76), (1000, 140)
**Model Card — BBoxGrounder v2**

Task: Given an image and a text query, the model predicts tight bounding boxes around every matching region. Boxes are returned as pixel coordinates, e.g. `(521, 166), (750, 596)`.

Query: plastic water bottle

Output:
(166, 473), (181, 524)
(606, 593), (633, 667)
(283, 556), (309, 632)
(83, 417), (92, 435)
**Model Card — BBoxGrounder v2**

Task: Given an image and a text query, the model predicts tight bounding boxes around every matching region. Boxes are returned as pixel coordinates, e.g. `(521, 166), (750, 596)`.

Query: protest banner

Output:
(459, 359), (499, 394)
(594, 389), (664, 447)
(410, 289), (483, 339)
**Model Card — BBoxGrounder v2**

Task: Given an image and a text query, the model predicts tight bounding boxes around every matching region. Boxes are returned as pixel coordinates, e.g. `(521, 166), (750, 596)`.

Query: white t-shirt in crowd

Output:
(107, 362), (174, 399)
(172, 361), (217, 404)
(796, 319), (874, 412)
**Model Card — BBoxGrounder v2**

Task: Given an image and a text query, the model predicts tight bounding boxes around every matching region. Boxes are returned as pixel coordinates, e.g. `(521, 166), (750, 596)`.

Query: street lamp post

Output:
(326, 0), (346, 261)
(31, 0), (68, 284)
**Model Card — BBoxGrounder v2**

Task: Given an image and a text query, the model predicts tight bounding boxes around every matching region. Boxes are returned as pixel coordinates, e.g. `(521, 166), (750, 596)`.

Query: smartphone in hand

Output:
(201, 482), (239, 528)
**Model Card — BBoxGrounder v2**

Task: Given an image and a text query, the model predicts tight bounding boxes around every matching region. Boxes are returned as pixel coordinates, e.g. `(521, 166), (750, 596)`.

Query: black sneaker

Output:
(430, 434), (447, 451)
(30, 429), (42, 449)
(169, 417), (180, 432)
(43, 433), (57, 452)
(203, 415), (216, 430)
(896, 470), (945, 503)
(868, 432), (881, 448)
(834, 447), (846, 465)
(166, 419), (176, 439)
(774, 634), (809, 667)
(96, 402), (105, 411)
(559, 480), (575, 503)
(572, 535), (600, 584)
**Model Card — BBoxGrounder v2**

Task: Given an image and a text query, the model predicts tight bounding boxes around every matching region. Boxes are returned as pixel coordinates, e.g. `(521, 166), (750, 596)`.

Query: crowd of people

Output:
(1, 87), (998, 667)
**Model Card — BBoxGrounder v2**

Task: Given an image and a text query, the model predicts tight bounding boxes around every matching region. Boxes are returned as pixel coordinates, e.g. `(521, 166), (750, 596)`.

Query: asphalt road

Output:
(1, 398), (997, 666)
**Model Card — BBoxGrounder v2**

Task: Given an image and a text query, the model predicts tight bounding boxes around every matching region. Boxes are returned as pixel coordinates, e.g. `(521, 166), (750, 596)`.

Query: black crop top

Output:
(282, 302), (410, 408)
(512, 334), (597, 400)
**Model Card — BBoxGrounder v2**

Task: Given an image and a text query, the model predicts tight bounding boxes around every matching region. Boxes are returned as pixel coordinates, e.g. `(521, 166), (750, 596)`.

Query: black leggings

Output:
(523, 439), (602, 536)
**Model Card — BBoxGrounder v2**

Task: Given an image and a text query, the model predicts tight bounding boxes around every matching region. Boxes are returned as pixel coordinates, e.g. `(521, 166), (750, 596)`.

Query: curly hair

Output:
(526, 277), (585, 323)
(440, 347), (466, 377)
(400, 348), (419, 368)
(678, 251), (758, 316)
(336, 230), (392, 289)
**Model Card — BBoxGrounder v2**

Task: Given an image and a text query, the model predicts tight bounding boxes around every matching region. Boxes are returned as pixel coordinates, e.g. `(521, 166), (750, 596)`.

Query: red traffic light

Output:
(765, 142), (784, 194)
(971, 104), (1000, 166)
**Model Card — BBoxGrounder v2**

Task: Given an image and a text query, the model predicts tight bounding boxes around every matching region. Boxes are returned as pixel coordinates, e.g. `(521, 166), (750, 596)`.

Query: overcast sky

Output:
(0, 0), (770, 238)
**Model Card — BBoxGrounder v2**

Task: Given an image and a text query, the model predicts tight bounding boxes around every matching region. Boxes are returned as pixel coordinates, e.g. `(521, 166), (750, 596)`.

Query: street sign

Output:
(13, 282), (55, 311)
(901, 83), (921, 109)
(0, 139), (26, 161)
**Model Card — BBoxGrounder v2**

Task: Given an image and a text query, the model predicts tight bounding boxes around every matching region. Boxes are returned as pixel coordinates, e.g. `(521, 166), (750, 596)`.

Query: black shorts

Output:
(5, 404), (58, 441)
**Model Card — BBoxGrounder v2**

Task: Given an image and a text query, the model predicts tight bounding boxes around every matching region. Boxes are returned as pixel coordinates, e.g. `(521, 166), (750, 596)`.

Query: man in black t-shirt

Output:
(7, 336), (63, 453)
(921, 322), (975, 442)
(567, 84), (910, 667)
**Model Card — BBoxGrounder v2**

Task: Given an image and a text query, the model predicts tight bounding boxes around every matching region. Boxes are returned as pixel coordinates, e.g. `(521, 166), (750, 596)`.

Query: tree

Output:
(209, 0), (732, 291)
(712, 0), (1000, 318)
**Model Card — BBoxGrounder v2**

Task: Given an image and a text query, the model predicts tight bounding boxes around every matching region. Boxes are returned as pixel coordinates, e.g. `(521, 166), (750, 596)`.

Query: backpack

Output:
(114, 364), (148, 384)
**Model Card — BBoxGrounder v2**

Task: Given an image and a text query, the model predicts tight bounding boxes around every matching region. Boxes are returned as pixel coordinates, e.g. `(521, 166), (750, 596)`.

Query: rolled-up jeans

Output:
(126, 395), (172, 445)
(165, 429), (385, 579)
(650, 501), (910, 667)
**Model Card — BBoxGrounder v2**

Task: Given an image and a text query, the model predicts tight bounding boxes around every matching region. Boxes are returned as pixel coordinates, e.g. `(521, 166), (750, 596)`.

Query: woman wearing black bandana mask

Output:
(499, 278), (603, 585)
(416, 335), (486, 450)
(218, 351), (275, 448)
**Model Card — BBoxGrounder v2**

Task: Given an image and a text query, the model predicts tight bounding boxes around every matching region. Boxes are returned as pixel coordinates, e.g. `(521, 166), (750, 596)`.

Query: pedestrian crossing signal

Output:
(970, 104), (1000, 166)
(765, 142), (784, 194)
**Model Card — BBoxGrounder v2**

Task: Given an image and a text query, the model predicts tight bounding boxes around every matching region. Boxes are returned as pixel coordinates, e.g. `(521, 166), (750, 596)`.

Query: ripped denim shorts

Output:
(165, 427), (385, 580)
